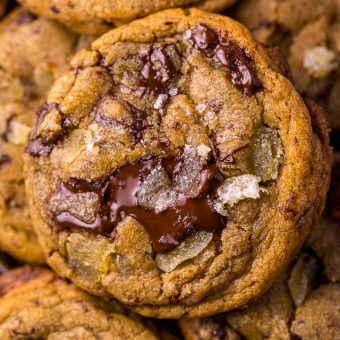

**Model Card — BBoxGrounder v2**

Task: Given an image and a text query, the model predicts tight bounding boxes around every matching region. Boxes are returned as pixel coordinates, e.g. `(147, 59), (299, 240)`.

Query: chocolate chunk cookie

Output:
(25, 9), (332, 318)
(0, 266), (158, 339)
(0, 7), (78, 263)
(17, 0), (238, 35)
(231, 0), (340, 130)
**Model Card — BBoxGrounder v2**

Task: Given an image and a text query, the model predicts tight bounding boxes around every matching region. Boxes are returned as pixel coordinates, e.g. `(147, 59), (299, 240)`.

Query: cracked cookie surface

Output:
(25, 9), (332, 318)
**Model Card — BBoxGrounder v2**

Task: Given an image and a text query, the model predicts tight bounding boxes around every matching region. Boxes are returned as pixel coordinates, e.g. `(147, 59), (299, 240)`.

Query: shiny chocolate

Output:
(186, 24), (262, 96)
(53, 156), (225, 253)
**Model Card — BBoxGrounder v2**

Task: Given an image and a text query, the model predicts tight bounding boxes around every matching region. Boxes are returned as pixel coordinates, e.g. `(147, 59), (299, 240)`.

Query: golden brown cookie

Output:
(231, 0), (340, 130)
(17, 0), (238, 35)
(0, 266), (158, 339)
(0, 7), (78, 263)
(25, 9), (332, 318)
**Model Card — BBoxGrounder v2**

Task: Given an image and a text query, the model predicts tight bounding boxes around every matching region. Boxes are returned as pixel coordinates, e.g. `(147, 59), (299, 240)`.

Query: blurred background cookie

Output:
(230, 0), (340, 130)
(0, 266), (159, 339)
(0, 7), (78, 263)
(179, 229), (340, 340)
(16, 0), (239, 35)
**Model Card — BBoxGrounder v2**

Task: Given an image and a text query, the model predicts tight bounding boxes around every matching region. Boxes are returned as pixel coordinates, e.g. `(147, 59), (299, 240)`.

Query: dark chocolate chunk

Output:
(31, 102), (59, 139)
(15, 11), (38, 25)
(95, 95), (147, 142)
(186, 24), (262, 96)
(140, 44), (179, 94)
(28, 102), (74, 157)
(0, 151), (11, 168)
(26, 138), (55, 157)
(52, 156), (225, 253)
(50, 5), (61, 14)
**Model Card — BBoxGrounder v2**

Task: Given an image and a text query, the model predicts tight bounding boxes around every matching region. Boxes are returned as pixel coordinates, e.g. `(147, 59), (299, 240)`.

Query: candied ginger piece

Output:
(156, 231), (213, 272)
(66, 233), (114, 281)
(49, 188), (99, 223)
(251, 126), (284, 182)
(137, 165), (176, 213)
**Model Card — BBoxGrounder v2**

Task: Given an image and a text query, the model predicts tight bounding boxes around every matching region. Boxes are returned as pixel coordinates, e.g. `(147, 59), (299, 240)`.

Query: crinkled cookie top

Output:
(26, 9), (331, 318)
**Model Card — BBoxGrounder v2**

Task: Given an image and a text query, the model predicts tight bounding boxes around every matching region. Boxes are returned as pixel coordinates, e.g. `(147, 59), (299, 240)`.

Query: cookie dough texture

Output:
(231, 0), (340, 129)
(26, 9), (332, 318)
(0, 7), (77, 263)
(0, 266), (158, 339)
(17, 0), (238, 35)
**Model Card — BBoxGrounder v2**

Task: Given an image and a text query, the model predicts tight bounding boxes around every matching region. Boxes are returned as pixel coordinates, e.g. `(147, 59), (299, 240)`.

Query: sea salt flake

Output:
(154, 94), (169, 110)
(183, 29), (192, 40)
(156, 231), (213, 272)
(207, 111), (216, 121)
(196, 103), (206, 113)
(197, 144), (211, 159)
(169, 87), (178, 96)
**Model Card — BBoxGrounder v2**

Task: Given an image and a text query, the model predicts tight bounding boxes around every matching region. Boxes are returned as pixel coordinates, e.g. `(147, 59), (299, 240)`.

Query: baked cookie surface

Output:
(231, 0), (340, 130)
(0, 266), (158, 339)
(17, 0), (238, 34)
(25, 9), (332, 318)
(0, 7), (77, 263)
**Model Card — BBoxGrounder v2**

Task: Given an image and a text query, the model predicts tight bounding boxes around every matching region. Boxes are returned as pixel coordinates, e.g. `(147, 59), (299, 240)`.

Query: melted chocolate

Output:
(140, 44), (178, 94)
(0, 152), (11, 168)
(53, 157), (225, 253)
(186, 24), (262, 96)
(95, 95), (147, 142)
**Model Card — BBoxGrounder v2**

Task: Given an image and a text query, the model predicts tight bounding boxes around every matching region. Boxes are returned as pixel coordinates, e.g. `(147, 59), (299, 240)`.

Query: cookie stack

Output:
(0, 0), (338, 339)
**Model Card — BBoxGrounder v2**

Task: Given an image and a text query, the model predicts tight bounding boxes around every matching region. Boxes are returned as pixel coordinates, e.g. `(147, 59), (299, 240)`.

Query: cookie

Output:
(180, 250), (339, 340)
(0, 266), (158, 339)
(231, 0), (340, 130)
(307, 218), (340, 283)
(17, 0), (238, 35)
(25, 9), (332, 318)
(0, 7), (78, 263)
(291, 283), (340, 340)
